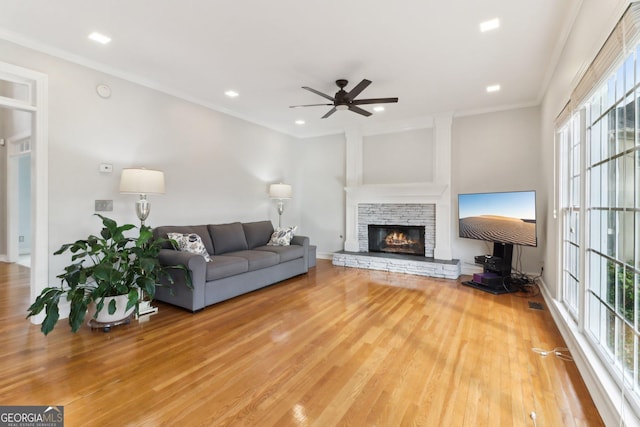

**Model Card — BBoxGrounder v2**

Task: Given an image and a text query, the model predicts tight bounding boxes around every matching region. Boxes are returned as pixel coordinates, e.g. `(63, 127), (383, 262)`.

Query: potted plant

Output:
(27, 214), (190, 335)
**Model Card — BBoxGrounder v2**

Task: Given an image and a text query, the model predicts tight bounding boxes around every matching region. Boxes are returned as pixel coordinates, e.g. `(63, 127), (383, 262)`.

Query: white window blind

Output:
(572, 3), (640, 107)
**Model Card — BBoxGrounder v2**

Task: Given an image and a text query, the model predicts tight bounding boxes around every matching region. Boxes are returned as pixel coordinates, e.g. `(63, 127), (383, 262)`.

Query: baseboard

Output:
(461, 264), (483, 275)
(317, 252), (334, 260)
(0, 254), (8, 262)
(537, 278), (640, 426)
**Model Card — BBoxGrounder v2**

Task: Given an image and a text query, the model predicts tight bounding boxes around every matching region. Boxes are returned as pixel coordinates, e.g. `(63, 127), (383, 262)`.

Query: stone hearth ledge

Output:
(332, 251), (461, 280)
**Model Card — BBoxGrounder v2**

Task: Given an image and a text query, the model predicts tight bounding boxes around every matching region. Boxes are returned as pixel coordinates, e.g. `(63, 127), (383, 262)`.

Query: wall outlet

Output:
(99, 163), (113, 173)
(95, 200), (113, 212)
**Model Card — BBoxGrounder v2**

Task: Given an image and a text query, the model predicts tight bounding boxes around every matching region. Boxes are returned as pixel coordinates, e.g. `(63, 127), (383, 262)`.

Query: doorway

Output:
(17, 152), (31, 266)
(0, 61), (48, 315)
(5, 134), (33, 267)
(2, 110), (32, 268)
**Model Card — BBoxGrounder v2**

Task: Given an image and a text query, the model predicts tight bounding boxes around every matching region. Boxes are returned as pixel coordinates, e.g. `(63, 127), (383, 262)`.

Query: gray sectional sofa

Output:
(153, 220), (309, 312)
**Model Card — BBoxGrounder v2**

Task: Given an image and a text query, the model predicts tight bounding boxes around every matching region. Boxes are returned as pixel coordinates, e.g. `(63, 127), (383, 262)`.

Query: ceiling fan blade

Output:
(321, 107), (337, 119)
(345, 79), (372, 102)
(289, 103), (333, 108)
(302, 86), (335, 102)
(352, 97), (399, 105)
(348, 105), (372, 117)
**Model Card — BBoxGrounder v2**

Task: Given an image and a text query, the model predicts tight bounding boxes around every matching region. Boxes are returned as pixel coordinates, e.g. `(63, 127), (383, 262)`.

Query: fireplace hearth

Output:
(368, 224), (426, 256)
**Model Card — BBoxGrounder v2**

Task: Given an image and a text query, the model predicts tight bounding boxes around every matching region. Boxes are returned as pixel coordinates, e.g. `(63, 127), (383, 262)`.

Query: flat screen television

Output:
(458, 190), (537, 249)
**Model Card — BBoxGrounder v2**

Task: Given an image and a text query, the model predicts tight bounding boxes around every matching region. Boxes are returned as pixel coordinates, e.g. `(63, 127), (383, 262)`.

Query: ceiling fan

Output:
(289, 79), (398, 119)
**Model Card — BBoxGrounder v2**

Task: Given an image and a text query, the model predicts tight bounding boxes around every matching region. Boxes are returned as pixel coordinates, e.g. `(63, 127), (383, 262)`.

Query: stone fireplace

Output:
(332, 185), (460, 279)
(357, 202), (435, 257)
(331, 118), (460, 280)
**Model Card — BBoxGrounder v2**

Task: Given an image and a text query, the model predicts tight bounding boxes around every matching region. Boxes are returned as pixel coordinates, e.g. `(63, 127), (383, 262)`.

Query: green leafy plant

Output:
(606, 260), (635, 322)
(27, 214), (190, 335)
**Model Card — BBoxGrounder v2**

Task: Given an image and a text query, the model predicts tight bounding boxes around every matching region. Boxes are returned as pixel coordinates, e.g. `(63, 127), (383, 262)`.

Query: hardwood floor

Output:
(0, 260), (602, 426)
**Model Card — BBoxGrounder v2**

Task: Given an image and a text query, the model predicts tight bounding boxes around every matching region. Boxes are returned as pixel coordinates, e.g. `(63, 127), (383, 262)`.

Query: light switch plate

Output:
(95, 200), (113, 212)
(99, 163), (113, 173)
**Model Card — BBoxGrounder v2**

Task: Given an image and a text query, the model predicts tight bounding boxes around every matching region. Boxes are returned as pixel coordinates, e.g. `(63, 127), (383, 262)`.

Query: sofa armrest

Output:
(157, 249), (206, 310)
(291, 235), (309, 249)
(159, 248), (206, 275)
(291, 235), (310, 271)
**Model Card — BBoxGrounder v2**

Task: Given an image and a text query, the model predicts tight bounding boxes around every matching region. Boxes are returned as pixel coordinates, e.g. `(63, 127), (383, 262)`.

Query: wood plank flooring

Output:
(0, 260), (603, 426)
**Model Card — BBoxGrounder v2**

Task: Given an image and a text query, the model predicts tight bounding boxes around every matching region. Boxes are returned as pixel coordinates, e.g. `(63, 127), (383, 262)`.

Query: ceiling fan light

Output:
(336, 105), (349, 111)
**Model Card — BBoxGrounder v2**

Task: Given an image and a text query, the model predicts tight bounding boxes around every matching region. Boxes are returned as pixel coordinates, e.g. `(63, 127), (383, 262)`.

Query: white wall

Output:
(296, 133), (346, 257)
(362, 127), (434, 184)
(0, 39), (299, 284)
(451, 106), (544, 274)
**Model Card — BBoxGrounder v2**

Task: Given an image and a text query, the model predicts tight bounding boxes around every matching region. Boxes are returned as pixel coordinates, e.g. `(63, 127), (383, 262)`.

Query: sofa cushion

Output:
(225, 250), (279, 271)
(242, 221), (275, 249)
(208, 222), (249, 254)
(205, 255), (249, 281)
(154, 225), (215, 254)
(254, 245), (305, 263)
(267, 226), (297, 246)
(168, 232), (211, 262)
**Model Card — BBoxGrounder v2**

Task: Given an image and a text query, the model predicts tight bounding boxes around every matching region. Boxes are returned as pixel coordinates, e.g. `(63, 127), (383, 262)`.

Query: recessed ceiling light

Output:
(373, 106), (385, 113)
(224, 90), (239, 98)
(480, 18), (500, 32)
(486, 84), (501, 93)
(295, 120), (305, 125)
(88, 32), (111, 45)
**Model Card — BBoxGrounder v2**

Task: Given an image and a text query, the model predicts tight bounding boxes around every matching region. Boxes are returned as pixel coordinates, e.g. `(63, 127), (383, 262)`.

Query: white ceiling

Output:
(0, 0), (578, 138)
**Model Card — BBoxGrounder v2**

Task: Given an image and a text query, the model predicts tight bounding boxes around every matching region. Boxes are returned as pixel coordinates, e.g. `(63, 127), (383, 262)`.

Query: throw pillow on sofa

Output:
(267, 226), (297, 246)
(168, 232), (212, 261)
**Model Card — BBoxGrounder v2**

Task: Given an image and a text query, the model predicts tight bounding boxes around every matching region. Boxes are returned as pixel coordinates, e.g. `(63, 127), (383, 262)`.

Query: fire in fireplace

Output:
(368, 224), (426, 256)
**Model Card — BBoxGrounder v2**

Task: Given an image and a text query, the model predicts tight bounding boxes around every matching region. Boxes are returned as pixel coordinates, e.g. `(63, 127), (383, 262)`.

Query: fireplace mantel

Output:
(343, 184), (451, 260)
(342, 115), (453, 260)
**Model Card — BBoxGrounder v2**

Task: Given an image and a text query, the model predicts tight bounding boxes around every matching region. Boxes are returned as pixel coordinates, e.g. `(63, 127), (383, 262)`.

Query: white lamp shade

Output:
(120, 168), (165, 194)
(269, 183), (292, 199)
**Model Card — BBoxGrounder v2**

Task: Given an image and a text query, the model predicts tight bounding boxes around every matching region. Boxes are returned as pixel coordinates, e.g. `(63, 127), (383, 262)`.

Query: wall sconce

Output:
(269, 183), (292, 227)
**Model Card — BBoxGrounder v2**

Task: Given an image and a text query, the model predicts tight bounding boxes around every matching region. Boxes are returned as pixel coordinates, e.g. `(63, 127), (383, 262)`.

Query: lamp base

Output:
(276, 201), (284, 227)
(135, 195), (151, 226)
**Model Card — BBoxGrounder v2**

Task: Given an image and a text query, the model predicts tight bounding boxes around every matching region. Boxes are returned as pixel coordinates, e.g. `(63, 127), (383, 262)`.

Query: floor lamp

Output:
(269, 183), (292, 227)
(120, 168), (165, 317)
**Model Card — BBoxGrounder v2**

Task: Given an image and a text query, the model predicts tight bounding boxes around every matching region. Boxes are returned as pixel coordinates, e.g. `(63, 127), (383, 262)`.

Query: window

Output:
(559, 115), (581, 319)
(583, 50), (640, 387)
(560, 46), (640, 406)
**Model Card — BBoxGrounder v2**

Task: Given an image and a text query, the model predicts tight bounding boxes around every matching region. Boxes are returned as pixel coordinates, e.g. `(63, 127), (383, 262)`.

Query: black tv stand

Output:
(462, 243), (516, 294)
(462, 279), (513, 295)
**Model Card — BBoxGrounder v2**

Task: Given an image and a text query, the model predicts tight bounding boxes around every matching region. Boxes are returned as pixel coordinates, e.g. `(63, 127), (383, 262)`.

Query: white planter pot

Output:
(89, 294), (136, 324)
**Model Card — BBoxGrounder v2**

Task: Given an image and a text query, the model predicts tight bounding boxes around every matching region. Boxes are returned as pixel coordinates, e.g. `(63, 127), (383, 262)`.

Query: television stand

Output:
(462, 242), (517, 294)
(462, 279), (514, 295)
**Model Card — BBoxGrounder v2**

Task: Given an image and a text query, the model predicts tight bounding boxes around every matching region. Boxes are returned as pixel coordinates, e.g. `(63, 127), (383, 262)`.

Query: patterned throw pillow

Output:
(167, 232), (211, 261)
(267, 226), (297, 246)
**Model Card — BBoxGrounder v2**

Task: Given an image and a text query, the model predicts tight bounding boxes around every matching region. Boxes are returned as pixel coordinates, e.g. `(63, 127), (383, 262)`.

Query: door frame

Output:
(0, 61), (48, 315)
